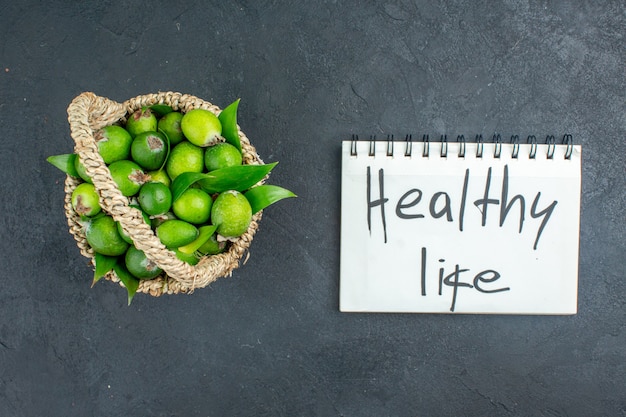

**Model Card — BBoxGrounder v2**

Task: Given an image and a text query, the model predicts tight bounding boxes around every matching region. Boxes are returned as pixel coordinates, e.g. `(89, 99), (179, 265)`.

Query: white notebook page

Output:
(340, 139), (582, 314)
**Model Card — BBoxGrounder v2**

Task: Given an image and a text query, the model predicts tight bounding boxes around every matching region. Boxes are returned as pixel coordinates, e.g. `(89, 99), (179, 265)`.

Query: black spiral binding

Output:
(404, 134), (412, 157)
(476, 134), (484, 158)
(440, 134), (448, 158)
(386, 134), (394, 157)
(546, 135), (556, 159)
(350, 134), (358, 156)
(510, 135), (520, 159)
(369, 135), (376, 157)
(493, 134), (502, 158)
(527, 135), (538, 159)
(563, 134), (573, 159)
(457, 135), (466, 158)
(349, 133), (574, 159)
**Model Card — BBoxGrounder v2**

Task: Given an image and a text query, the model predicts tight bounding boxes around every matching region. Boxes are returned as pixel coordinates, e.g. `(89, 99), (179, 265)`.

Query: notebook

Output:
(340, 135), (582, 314)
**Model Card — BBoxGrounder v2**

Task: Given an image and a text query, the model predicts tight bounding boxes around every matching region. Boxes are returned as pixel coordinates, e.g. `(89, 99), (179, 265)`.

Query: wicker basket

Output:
(65, 91), (264, 296)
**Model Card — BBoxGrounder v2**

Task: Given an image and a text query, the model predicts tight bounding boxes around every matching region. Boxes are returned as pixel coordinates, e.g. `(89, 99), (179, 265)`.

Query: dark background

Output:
(1, 1), (624, 416)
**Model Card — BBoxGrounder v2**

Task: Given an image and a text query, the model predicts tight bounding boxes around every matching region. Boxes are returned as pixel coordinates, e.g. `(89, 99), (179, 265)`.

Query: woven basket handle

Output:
(66, 92), (196, 283)
(67, 92), (127, 144)
(67, 92), (129, 214)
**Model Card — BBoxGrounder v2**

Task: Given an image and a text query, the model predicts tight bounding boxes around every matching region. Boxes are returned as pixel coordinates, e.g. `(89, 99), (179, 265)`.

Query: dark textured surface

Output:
(1, 1), (624, 416)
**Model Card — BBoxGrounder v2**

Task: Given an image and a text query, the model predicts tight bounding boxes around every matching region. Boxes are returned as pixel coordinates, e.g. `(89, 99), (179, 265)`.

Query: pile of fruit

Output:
(49, 98), (295, 302)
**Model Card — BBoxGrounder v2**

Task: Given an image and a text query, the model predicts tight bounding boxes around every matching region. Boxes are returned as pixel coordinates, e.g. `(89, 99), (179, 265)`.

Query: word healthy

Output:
(366, 164), (558, 250)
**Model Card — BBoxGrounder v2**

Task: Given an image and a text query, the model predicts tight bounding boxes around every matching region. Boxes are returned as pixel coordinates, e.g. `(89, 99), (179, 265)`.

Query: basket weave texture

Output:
(65, 92), (263, 296)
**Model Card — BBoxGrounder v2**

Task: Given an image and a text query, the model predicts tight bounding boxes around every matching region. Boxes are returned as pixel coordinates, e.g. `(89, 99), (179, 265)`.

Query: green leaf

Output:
(113, 262), (140, 306)
(157, 127), (172, 172)
(218, 99), (241, 152)
(148, 104), (173, 117)
(178, 225), (218, 255)
(199, 162), (277, 194)
(92, 253), (117, 287)
(171, 172), (212, 202)
(171, 162), (277, 201)
(46, 153), (79, 177)
(244, 185), (297, 214)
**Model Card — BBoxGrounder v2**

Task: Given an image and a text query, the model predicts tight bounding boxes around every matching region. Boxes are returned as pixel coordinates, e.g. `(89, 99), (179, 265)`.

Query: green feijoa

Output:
(108, 160), (146, 196)
(125, 245), (163, 280)
(96, 125), (133, 164)
(172, 188), (212, 224)
(71, 183), (101, 217)
(155, 220), (199, 248)
(165, 141), (205, 181)
(85, 215), (129, 256)
(158, 111), (184, 145)
(138, 181), (172, 216)
(74, 155), (93, 184)
(147, 169), (171, 188)
(131, 131), (168, 171)
(211, 190), (252, 239)
(204, 142), (242, 172)
(180, 108), (222, 147)
(126, 108), (158, 138)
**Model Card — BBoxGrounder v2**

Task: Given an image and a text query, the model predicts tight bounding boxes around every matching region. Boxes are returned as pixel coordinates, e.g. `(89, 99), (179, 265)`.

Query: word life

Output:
(419, 247), (509, 312)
